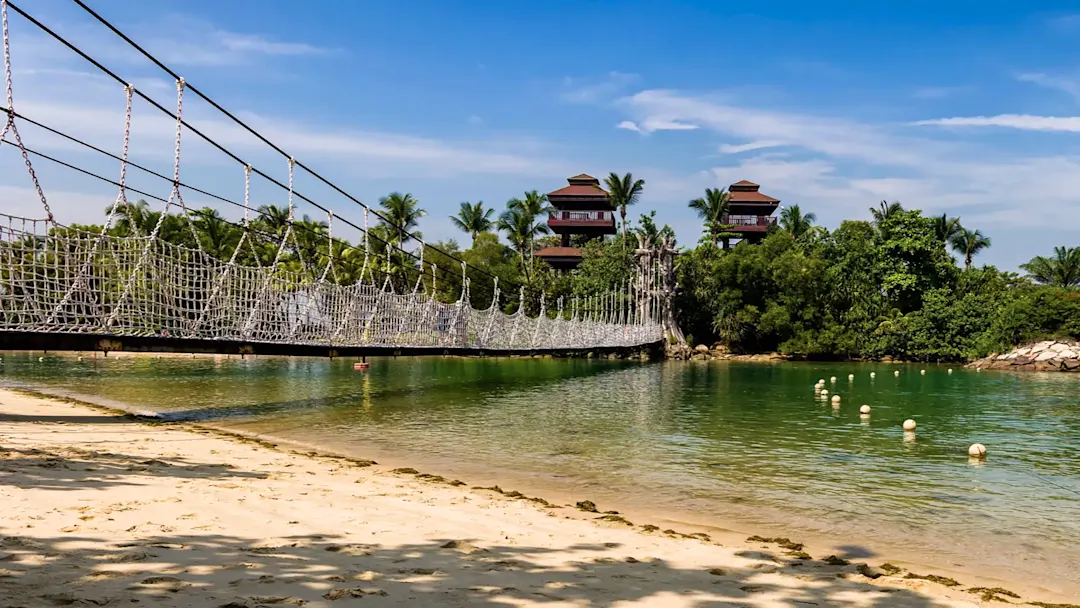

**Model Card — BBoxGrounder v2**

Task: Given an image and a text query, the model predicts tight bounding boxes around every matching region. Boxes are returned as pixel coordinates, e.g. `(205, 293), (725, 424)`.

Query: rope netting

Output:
(0, 0), (663, 352)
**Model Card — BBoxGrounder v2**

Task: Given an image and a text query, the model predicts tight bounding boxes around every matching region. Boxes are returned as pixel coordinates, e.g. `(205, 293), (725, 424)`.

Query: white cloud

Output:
(911, 114), (1080, 132)
(466, 115), (484, 125)
(616, 120), (642, 133)
(719, 140), (784, 154)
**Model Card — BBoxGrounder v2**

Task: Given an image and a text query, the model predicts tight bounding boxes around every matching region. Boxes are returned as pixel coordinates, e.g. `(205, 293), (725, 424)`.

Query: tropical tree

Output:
(688, 188), (737, 248)
(933, 213), (963, 244)
(870, 200), (903, 224)
(1020, 246), (1080, 288)
(604, 172), (645, 241)
(949, 228), (991, 270)
(378, 192), (425, 246)
(508, 190), (552, 219)
(192, 207), (239, 259)
(779, 204), (817, 241)
(450, 201), (495, 243)
(497, 206), (548, 279)
(255, 204), (291, 238)
(105, 199), (158, 236)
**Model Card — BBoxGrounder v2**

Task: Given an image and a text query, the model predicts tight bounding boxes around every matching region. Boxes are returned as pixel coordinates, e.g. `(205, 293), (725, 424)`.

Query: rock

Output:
(1058, 350), (1077, 360)
(1036, 350), (1058, 362)
(1004, 352), (1018, 360)
(1013, 355), (1033, 365)
(995, 354), (1010, 361)
(1050, 343), (1071, 353)
(694, 344), (709, 354)
(1064, 359), (1080, 370)
(1032, 340), (1056, 352)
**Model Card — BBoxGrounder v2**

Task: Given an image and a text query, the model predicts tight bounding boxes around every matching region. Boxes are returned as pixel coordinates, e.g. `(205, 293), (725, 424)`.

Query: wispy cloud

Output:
(616, 117), (698, 134)
(719, 140), (784, 154)
(1017, 72), (1080, 101)
(912, 85), (970, 100)
(560, 71), (639, 104)
(608, 88), (1080, 247)
(912, 114), (1080, 132)
(619, 89), (937, 167)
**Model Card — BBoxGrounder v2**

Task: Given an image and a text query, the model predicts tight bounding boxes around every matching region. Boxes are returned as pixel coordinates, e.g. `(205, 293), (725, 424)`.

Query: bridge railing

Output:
(0, 216), (663, 351)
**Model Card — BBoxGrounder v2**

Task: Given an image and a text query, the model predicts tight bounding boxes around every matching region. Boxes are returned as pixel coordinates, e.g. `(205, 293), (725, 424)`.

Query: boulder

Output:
(694, 344), (709, 354)
(1059, 350), (1078, 360)
(1050, 343), (1071, 353)
(1064, 359), (1080, 371)
(1036, 350), (1059, 362)
(1032, 340), (1056, 353)
(1013, 355), (1033, 365)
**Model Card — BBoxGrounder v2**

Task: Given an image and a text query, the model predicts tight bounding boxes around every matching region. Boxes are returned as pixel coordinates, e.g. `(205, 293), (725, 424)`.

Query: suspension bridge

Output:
(0, 1), (665, 358)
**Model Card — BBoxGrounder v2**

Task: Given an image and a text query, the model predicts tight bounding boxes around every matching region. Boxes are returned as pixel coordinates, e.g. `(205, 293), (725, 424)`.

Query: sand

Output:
(0, 388), (1048, 607)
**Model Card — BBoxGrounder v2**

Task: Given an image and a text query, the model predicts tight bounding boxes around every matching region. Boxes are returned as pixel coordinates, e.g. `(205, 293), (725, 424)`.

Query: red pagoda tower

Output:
(534, 174), (616, 270)
(722, 180), (779, 243)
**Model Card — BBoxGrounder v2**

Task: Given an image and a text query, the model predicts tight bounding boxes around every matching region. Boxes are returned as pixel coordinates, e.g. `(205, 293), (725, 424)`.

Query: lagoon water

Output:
(3, 354), (1078, 595)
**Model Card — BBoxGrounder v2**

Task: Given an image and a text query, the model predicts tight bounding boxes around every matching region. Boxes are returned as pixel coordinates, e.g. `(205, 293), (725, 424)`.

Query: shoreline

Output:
(2, 388), (1074, 606)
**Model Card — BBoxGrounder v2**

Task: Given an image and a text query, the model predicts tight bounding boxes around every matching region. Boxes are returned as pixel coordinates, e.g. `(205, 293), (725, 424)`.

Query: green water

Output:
(2, 353), (1079, 595)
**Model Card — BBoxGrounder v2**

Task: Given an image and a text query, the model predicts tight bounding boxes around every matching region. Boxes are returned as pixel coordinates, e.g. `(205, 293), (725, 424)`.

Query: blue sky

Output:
(3, 0), (1080, 269)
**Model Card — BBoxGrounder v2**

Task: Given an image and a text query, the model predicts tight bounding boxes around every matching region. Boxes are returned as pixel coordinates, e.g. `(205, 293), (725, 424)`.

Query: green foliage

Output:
(677, 207), (1079, 361)
(1020, 246), (1080, 288)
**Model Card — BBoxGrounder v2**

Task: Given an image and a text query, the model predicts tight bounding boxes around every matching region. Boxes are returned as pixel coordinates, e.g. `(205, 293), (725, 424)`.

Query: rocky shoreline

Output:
(667, 343), (789, 362)
(968, 340), (1080, 372)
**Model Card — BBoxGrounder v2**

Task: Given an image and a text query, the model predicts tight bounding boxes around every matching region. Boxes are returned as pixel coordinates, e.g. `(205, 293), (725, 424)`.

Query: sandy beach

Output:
(0, 387), (1061, 607)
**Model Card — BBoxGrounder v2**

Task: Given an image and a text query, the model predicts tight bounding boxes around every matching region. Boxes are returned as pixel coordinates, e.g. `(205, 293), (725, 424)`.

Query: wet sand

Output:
(0, 388), (1057, 607)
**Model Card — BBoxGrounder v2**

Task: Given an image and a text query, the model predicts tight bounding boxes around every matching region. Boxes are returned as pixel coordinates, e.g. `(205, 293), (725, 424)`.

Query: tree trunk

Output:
(621, 206), (627, 242)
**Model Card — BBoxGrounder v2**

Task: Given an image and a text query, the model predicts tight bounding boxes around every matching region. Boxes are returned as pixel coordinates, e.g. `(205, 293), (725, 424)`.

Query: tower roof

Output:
(728, 180), (779, 203)
(548, 174), (608, 199)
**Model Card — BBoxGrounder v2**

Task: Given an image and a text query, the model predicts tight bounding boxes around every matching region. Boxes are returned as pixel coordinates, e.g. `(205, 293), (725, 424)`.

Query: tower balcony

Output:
(547, 210), (617, 235)
(721, 214), (777, 234)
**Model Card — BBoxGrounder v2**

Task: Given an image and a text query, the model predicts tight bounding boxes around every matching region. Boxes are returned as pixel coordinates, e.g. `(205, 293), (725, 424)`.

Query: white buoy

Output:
(830, 376), (837, 383)
(820, 389), (829, 396)
(77, 356), (83, 362)
(968, 443), (986, 459)
(903, 419), (917, 431)
(894, 370), (900, 376)
(848, 374), (854, 381)
(948, 369), (953, 374)
(870, 372), (876, 378)
(831, 395), (841, 405)
(818, 379), (826, 385)
(860, 404), (871, 414)
(38, 356), (44, 362)
(920, 369), (926, 375)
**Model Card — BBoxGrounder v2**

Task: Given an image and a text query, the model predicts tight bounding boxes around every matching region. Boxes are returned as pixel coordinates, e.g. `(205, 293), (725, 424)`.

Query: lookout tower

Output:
(534, 174), (617, 270)
(724, 180), (780, 244)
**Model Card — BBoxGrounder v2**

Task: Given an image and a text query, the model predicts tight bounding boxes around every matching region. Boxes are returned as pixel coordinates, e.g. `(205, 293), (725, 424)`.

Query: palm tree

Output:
(450, 201), (494, 243)
(105, 199), (157, 236)
(497, 207), (548, 279)
(779, 204), (817, 240)
(688, 188), (728, 247)
(870, 200), (904, 225)
(1020, 246), (1080, 288)
(192, 207), (239, 259)
(509, 190), (552, 219)
(933, 213), (963, 244)
(378, 192), (426, 246)
(255, 204), (291, 238)
(949, 228), (991, 270)
(604, 172), (645, 241)
(503, 194), (550, 261)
